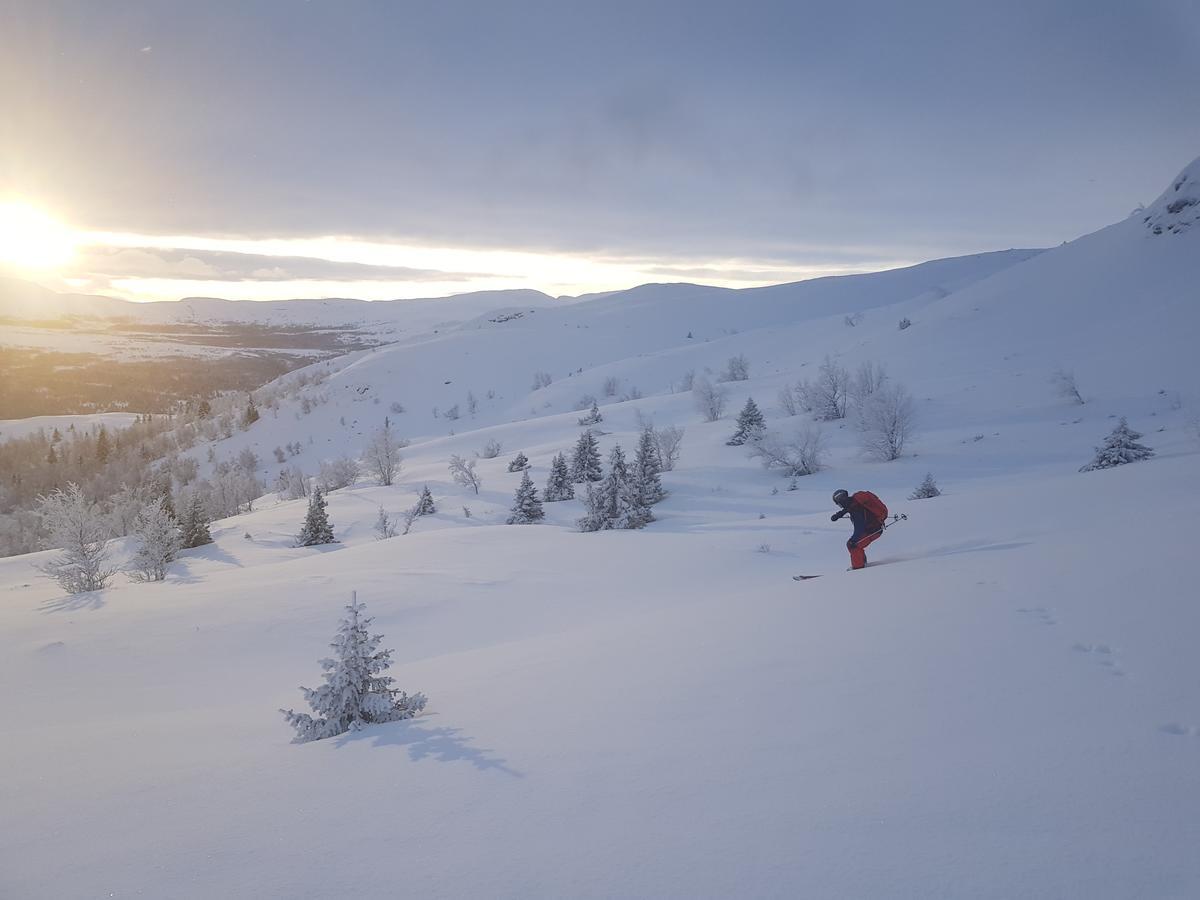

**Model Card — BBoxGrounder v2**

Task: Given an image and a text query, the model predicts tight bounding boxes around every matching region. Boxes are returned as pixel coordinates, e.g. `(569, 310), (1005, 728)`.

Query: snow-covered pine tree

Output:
(128, 498), (183, 582)
(280, 593), (427, 743)
(179, 492), (213, 548)
(296, 487), (337, 546)
(570, 430), (603, 482)
(544, 452), (575, 501)
(507, 451), (530, 472)
(727, 397), (767, 446)
(373, 506), (398, 540)
(1080, 418), (1155, 471)
(415, 485), (436, 515)
(506, 470), (545, 524)
(577, 400), (603, 426)
(594, 443), (633, 529)
(631, 427), (665, 513)
(909, 472), (941, 500)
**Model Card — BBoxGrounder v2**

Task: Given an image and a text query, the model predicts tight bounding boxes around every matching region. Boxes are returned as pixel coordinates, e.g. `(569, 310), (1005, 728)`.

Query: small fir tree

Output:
(909, 472), (941, 500)
(570, 430), (603, 483)
(577, 400), (603, 426)
(179, 493), (213, 548)
(373, 507), (398, 540)
(507, 451), (530, 472)
(243, 396), (260, 428)
(95, 426), (110, 463)
(506, 471), (545, 524)
(280, 594), (427, 743)
(727, 397), (766, 446)
(296, 487), (337, 546)
(577, 482), (608, 532)
(1080, 418), (1155, 471)
(415, 485), (436, 515)
(544, 452), (575, 501)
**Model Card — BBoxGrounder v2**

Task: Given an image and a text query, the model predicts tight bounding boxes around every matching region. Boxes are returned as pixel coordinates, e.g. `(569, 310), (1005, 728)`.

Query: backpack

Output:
(853, 490), (888, 524)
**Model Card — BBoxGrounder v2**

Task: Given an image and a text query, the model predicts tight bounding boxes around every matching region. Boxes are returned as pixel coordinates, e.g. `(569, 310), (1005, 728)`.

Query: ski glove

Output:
(830, 510), (846, 522)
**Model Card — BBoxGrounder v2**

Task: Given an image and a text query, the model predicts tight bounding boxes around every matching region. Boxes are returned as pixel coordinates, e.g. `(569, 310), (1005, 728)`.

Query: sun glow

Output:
(0, 201), (78, 271)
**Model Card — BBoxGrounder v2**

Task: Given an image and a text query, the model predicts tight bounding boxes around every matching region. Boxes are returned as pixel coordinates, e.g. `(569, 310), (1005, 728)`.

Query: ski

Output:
(792, 574), (823, 581)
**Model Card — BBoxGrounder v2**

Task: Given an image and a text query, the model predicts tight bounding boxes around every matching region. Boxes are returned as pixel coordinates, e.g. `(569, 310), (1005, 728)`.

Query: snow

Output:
(1, 156), (1199, 898)
(0, 411), (140, 441)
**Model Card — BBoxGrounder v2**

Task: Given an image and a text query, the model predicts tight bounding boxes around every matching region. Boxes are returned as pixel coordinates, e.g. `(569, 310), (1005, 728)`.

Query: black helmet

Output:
(832, 489), (850, 507)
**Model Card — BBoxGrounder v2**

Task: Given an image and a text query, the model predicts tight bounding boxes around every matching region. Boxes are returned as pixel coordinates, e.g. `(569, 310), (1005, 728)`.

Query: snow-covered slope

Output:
(2, 156), (1199, 899)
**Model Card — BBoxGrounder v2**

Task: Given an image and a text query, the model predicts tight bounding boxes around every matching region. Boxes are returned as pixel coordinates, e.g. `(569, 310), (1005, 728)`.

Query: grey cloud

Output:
(68, 247), (495, 283)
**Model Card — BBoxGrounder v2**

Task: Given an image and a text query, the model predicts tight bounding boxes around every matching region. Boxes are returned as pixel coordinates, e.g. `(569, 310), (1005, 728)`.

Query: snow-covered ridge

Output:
(1142, 154), (1200, 235)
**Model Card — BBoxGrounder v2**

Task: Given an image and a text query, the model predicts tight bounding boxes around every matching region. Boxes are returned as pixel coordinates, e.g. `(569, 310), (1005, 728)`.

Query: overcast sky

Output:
(1, 0), (1198, 302)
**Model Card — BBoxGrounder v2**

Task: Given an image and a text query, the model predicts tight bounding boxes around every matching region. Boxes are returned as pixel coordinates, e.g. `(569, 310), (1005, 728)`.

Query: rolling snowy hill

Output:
(1, 157), (1198, 899)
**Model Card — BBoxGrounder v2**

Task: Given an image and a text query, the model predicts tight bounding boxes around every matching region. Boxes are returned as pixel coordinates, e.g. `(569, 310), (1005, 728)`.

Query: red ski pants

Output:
(848, 528), (882, 570)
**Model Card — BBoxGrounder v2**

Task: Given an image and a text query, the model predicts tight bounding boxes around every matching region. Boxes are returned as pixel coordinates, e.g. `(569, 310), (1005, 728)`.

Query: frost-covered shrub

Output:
(507, 451), (530, 472)
(898, 317), (912, 330)
(389, 401), (406, 414)
(693, 377), (728, 422)
(603, 376), (621, 397)
(577, 401), (603, 426)
(532, 371), (553, 391)
(1052, 368), (1085, 405)
(37, 483), (116, 594)
(127, 499), (182, 583)
(448, 454), (481, 494)
(719, 354), (750, 383)
(280, 595), (427, 743)
(677, 369), (696, 393)
(574, 394), (599, 411)
(480, 438), (503, 459)
(317, 455), (359, 492)
(415, 485), (436, 515)
(373, 507), (398, 540)
(849, 362), (889, 415)
(1080, 418), (1154, 471)
(857, 383), (916, 461)
(777, 385), (800, 417)
(811, 357), (850, 420)
(909, 473), (941, 500)
(651, 425), (685, 471)
(444, 404), (460, 421)
(544, 452), (575, 501)
(748, 428), (827, 477)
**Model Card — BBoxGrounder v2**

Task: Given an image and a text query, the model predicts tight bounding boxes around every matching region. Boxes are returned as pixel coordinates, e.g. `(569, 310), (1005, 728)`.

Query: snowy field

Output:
(1, 159), (1198, 899)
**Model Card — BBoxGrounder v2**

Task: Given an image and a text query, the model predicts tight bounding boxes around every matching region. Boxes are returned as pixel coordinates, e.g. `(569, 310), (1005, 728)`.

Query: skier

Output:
(831, 488), (888, 570)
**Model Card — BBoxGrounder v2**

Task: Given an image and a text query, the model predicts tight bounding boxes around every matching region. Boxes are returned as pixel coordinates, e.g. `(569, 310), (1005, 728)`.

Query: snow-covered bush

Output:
(631, 428), (665, 509)
(479, 438), (503, 459)
(275, 465), (308, 501)
(574, 394), (599, 411)
(909, 473), (941, 500)
(898, 317), (912, 330)
(1080, 418), (1154, 471)
(373, 507), (398, 540)
(603, 376), (621, 397)
(273, 446), (286, 464)
(317, 455), (358, 492)
(389, 401), (405, 414)
(507, 451), (530, 472)
(296, 488), (336, 546)
(448, 454), (481, 494)
(127, 499), (182, 583)
(1052, 368), (1086, 405)
(727, 397), (766, 446)
(777, 385), (800, 417)
(37, 483), (117, 594)
(507, 471), (545, 524)
(693, 377), (728, 422)
(445, 404), (460, 421)
(677, 369), (696, 392)
(857, 383), (917, 461)
(415, 485), (436, 515)
(810, 357), (850, 420)
(719, 354), (750, 383)
(651, 425), (685, 471)
(578, 400), (603, 426)
(363, 419), (402, 486)
(748, 428), (827, 477)
(531, 371), (553, 391)
(849, 362), (889, 415)
(280, 594), (427, 743)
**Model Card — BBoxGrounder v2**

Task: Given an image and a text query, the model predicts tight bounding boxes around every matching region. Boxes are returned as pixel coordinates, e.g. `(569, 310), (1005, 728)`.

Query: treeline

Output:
(0, 367), (331, 557)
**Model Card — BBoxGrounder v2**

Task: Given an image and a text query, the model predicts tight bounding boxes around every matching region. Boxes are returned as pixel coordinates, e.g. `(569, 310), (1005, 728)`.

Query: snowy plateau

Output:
(2, 157), (1200, 900)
